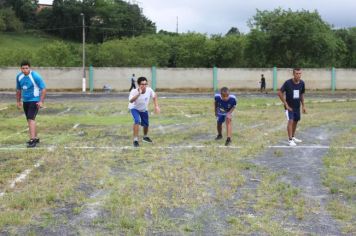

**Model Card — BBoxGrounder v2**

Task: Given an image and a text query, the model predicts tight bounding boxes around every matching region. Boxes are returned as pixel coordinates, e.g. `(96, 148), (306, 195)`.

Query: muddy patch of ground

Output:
(249, 126), (345, 235)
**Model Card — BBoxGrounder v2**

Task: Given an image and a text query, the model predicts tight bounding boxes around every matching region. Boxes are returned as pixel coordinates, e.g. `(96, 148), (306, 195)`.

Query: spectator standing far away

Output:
(129, 74), (136, 92)
(260, 74), (267, 93)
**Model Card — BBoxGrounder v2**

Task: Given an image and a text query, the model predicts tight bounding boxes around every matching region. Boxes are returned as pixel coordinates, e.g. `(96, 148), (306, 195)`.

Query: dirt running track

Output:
(250, 126), (346, 235)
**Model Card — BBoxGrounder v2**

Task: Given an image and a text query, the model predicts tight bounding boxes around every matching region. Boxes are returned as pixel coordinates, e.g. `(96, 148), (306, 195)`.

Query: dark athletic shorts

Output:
(285, 108), (300, 122)
(23, 101), (39, 120)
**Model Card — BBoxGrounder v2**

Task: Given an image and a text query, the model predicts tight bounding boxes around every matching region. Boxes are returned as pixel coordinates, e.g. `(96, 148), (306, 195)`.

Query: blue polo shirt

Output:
(16, 71), (46, 102)
(280, 79), (305, 109)
(215, 94), (237, 115)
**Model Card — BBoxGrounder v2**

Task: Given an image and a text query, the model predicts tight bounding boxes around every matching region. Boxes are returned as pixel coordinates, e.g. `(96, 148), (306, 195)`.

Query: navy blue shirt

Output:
(215, 94), (237, 115)
(280, 79), (305, 109)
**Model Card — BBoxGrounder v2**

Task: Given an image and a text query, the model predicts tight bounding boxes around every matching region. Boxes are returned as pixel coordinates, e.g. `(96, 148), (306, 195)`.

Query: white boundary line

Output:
(64, 145), (242, 150)
(1, 145), (355, 151)
(0, 146), (56, 151)
(73, 123), (80, 129)
(57, 107), (72, 115)
(0, 107), (8, 111)
(268, 145), (356, 149)
(0, 158), (44, 198)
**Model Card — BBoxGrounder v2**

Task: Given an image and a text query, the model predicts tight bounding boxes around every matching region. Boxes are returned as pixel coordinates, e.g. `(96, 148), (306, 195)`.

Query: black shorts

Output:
(23, 102), (39, 120)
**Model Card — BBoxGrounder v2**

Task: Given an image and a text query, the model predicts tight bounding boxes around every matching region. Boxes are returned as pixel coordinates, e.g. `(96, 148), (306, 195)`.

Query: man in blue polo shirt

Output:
(278, 68), (307, 146)
(214, 87), (237, 146)
(16, 61), (47, 148)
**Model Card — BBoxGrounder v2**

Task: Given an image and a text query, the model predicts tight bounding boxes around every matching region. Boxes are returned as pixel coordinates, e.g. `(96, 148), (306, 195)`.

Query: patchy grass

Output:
(0, 96), (355, 234)
(323, 126), (356, 234)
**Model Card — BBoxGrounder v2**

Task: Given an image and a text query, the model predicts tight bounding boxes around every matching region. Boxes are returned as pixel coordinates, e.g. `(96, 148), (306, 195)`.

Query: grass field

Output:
(0, 94), (355, 235)
(0, 32), (69, 51)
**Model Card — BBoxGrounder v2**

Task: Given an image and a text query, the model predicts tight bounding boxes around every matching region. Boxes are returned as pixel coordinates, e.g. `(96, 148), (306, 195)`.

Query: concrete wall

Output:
(1, 67), (355, 91)
(157, 68), (212, 89)
(218, 68), (273, 89)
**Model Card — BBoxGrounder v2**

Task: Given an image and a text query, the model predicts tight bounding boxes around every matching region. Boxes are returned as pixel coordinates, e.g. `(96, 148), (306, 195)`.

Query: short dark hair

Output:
(293, 68), (301, 72)
(20, 60), (30, 67)
(137, 77), (147, 85)
(220, 87), (229, 94)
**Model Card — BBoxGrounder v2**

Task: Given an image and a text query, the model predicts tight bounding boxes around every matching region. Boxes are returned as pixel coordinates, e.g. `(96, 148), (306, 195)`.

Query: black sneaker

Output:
(133, 140), (139, 147)
(27, 139), (37, 148)
(27, 138), (40, 144)
(215, 134), (223, 140)
(142, 137), (153, 143)
(225, 138), (231, 146)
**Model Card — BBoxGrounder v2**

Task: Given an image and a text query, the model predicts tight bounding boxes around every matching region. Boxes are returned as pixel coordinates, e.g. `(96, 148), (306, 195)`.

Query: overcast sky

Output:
(39, 0), (356, 35)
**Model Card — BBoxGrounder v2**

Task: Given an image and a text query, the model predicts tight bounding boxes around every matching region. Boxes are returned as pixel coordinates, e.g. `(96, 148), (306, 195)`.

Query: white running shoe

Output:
(292, 137), (302, 143)
(288, 139), (297, 146)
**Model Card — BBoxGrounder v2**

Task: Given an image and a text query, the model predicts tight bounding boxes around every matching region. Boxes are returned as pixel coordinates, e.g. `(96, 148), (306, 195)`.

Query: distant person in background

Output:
(128, 76), (160, 147)
(214, 87), (237, 146)
(129, 73), (136, 91)
(260, 74), (266, 93)
(278, 68), (306, 146)
(16, 60), (47, 148)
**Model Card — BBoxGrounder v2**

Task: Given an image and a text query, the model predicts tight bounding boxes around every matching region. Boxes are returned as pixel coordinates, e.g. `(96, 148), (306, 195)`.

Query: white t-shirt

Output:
(128, 87), (156, 111)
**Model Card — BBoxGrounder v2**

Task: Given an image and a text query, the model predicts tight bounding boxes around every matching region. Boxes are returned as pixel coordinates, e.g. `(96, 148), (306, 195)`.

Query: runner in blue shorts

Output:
(16, 60), (47, 148)
(128, 77), (160, 147)
(278, 68), (307, 146)
(214, 87), (237, 146)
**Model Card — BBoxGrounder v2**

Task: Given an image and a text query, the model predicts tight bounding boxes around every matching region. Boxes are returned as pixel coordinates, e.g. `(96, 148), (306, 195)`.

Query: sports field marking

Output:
(0, 127), (29, 142)
(72, 123), (80, 129)
(2, 145), (354, 151)
(58, 107), (72, 115)
(268, 145), (356, 149)
(0, 158), (44, 198)
(158, 125), (166, 134)
(180, 110), (194, 118)
(63, 145), (242, 150)
(0, 106), (8, 111)
(0, 146), (55, 151)
(240, 123), (265, 131)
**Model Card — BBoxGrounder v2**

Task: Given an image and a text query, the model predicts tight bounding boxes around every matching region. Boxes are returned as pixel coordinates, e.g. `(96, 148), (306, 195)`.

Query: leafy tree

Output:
(95, 35), (170, 66)
(334, 28), (356, 67)
(0, 8), (23, 32)
(5, 0), (38, 27)
(39, 0), (156, 43)
(226, 27), (241, 36)
(207, 34), (245, 67)
(246, 8), (346, 67)
(174, 33), (210, 67)
(36, 41), (80, 66)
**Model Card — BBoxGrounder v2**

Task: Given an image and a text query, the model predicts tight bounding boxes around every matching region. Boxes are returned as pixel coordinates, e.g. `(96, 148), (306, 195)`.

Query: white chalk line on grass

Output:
(73, 123), (80, 129)
(0, 146), (56, 151)
(1, 144), (355, 151)
(268, 145), (356, 149)
(0, 158), (44, 198)
(0, 106), (8, 111)
(63, 145), (242, 150)
(58, 106), (72, 115)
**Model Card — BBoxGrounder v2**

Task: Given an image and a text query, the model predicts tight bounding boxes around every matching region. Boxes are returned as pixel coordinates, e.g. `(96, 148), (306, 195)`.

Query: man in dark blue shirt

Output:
(214, 87), (237, 146)
(278, 68), (307, 146)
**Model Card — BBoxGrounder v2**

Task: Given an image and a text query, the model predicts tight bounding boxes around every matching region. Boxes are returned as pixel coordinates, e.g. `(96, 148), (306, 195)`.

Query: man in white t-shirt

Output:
(128, 77), (160, 147)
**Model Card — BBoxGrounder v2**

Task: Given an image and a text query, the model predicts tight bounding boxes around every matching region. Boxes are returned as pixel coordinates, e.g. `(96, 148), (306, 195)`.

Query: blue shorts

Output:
(130, 109), (149, 127)
(217, 113), (231, 124)
(285, 109), (300, 121)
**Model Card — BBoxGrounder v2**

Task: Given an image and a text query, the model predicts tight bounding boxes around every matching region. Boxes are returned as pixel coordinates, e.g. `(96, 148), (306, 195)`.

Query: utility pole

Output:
(176, 16), (179, 34)
(80, 13), (86, 93)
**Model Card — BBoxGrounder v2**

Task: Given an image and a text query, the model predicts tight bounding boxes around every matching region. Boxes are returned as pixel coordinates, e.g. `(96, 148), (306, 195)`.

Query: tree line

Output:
(0, 0), (355, 68)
